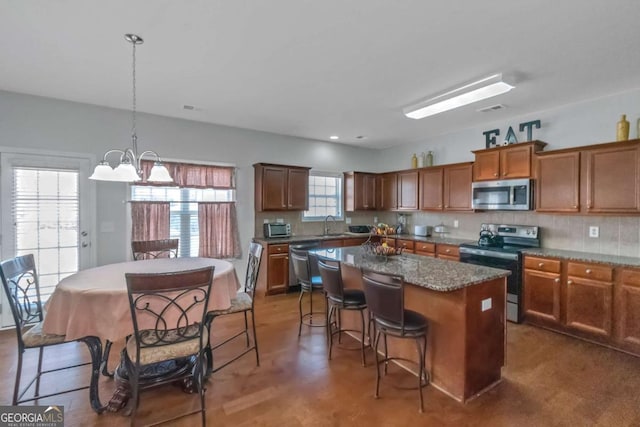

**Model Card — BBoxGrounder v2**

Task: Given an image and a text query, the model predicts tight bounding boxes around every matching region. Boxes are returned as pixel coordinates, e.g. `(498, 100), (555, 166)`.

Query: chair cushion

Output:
(329, 289), (366, 307)
(125, 324), (209, 365)
(375, 309), (428, 334)
(208, 292), (252, 315)
(22, 321), (66, 347)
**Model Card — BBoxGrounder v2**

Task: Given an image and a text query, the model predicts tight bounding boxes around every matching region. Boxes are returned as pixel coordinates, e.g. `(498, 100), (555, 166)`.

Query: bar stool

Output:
(290, 248), (325, 335)
(318, 259), (368, 366)
(361, 268), (429, 413)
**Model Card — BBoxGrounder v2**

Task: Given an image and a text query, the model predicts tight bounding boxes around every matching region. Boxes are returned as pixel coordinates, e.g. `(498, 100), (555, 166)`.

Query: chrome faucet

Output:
(323, 215), (336, 235)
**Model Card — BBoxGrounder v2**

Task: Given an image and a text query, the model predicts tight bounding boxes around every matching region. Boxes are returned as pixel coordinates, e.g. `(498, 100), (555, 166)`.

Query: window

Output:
(302, 172), (343, 221)
(130, 186), (235, 257)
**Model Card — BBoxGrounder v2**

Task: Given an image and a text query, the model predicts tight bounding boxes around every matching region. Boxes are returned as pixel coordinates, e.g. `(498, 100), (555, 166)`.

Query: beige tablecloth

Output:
(43, 258), (240, 342)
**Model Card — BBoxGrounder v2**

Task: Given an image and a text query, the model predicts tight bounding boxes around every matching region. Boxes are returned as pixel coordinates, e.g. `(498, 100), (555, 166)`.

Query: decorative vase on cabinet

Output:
(617, 114), (630, 141)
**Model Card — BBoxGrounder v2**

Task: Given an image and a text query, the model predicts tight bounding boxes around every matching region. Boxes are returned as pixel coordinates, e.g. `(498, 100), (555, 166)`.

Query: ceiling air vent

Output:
(477, 104), (506, 113)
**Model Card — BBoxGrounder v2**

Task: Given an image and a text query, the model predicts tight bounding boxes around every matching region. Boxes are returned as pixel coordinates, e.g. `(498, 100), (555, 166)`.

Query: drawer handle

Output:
(585, 269), (592, 274)
(568, 280), (573, 285)
(538, 262), (544, 267)
(572, 205), (578, 209)
(494, 173), (498, 177)
(445, 249), (451, 253)
(554, 278), (560, 283)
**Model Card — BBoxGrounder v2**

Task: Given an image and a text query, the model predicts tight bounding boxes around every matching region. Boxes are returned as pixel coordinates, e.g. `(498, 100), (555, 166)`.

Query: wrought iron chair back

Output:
(244, 242), (263, 300)
(131, 238), (179, 260)
(0, 254), (43, 349)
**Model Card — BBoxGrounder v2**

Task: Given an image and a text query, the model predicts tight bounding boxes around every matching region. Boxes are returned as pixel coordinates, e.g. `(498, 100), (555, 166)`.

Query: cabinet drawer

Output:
(621, 269), (640, 288)
(524, 256), (561, 274)
(415, 242), (436, 253)
(381, 237), (396, 247)
(268, 244), (289, 254)
(436, 244), (459, 258)
(396, 239), (415, 250)
(567, 262), (613, 282)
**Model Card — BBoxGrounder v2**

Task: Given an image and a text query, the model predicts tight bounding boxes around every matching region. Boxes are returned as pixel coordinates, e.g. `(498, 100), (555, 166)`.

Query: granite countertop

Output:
(309, 246), (510, 292)
(521, 248), (640, 269)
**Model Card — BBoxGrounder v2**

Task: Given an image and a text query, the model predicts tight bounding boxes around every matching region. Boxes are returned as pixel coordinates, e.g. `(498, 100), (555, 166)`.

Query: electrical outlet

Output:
(346, 217), (352, 224)
(263, 219), (269, 224)
(481, 298), (492, 312)
(373, 216), (378, 224)
(453, 220), (459, 228)
(589, 226), (599, 238)
(276, 218), (284, 224)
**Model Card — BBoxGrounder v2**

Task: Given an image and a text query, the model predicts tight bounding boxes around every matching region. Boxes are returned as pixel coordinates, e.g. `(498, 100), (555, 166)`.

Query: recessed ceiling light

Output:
(329, 136), (339, 140)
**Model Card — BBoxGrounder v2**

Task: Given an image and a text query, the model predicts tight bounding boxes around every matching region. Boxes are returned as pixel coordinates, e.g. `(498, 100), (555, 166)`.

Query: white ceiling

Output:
(1, 0), (639, 149)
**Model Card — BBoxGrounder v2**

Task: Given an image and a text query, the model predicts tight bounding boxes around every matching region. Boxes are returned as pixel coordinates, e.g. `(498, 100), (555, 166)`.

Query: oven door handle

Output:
(509, 186), (515, 205)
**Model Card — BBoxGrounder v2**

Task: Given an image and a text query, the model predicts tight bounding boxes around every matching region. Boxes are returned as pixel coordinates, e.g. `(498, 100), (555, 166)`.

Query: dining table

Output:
(42, 257), (241, 413)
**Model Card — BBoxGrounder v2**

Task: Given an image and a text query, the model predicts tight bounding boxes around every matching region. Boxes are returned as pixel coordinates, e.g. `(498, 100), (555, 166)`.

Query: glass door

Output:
(0, 152), (95, 327)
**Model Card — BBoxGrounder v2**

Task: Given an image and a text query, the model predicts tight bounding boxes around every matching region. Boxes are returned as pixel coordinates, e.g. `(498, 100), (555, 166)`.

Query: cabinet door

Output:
(565, 276), (613, 337)
(500, 144), (532, 179)
(261, 165), (288, 210)
(585, 145), (640, 213)
(397, 170), (419, 210)
(419, 168), (444, 210)
(444, 164), (472, 211)
(536, 151), (580, 213)
(321, 239), (343, 248)
(379, 173), (398, 211)
(267, 253), (289, 294)
(523, 270), (561, 324)
(473, 151), (500, 181)
(363, 174), (377, 210)
(616, 270), (640, 352)
(344, 237), (370, 246)
(287, 168), (309, 210)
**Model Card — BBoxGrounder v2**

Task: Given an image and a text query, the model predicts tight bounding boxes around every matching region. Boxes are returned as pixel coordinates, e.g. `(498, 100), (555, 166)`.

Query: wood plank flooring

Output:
(1, 292), (640, 426)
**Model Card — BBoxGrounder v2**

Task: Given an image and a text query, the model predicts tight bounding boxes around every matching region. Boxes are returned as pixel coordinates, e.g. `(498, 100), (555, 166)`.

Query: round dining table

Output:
(43, 257), (241, 342)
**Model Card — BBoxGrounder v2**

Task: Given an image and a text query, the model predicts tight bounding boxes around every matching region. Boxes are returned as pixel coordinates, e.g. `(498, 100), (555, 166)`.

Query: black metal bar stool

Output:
(318, 259), (368, 366)
(291, 248), (326, 335)
(361, 268), (429, 413)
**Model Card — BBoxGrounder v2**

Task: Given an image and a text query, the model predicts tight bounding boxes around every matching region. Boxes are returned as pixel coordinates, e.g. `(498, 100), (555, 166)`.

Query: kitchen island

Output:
(311, 246), (511, 403)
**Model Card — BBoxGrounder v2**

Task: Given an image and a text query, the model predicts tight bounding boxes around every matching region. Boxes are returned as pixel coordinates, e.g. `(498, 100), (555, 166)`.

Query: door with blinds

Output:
(0, 152), (95, 327)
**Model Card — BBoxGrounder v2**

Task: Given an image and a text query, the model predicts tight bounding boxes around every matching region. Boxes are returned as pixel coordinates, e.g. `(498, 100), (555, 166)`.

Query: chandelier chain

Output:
(131, 41), (137, 139)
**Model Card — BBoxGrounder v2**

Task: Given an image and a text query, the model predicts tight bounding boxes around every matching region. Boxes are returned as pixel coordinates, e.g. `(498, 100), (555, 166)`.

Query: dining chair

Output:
(290, 248), (326, 336)
(361, 268), (429, 413)
(204, 242), (263, 374)
(131, 238), (179, 260)
(124, 266), (214, 426)
(0, 254), (104, 412)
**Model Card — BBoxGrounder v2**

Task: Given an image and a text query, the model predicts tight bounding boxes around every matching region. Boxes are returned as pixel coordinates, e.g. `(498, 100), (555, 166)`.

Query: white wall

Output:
(0, 90), (380, 270)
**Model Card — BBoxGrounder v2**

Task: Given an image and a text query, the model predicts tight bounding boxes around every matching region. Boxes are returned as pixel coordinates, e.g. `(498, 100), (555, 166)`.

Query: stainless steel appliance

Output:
(459, 223), (540, 323)
(263, 222), (291, 238)
(472, 178), (533, 211)
(413, 225), (432, 237)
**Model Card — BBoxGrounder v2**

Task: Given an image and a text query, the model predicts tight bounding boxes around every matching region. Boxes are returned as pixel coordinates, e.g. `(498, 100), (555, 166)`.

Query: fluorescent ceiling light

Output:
(403, 73), (514, 119)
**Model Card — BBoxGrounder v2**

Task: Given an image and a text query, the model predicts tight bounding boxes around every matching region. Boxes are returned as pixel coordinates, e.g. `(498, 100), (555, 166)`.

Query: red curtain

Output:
(140, 160), (234, 189)
(131, 202), (170, 241)
(198, 203), (241, 259)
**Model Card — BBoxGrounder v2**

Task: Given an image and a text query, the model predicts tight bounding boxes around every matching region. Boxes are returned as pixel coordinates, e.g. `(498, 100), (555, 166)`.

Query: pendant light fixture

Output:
(90, 34), (172, 183)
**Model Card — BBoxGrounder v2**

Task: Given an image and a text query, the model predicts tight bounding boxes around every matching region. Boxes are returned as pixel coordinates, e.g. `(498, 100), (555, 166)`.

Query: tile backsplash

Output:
(255, 210), (640, 258)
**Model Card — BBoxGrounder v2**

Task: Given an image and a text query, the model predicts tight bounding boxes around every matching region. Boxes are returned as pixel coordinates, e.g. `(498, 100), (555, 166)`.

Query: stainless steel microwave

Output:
(263, 223), (291, 238)
(471, 179), (533, 211)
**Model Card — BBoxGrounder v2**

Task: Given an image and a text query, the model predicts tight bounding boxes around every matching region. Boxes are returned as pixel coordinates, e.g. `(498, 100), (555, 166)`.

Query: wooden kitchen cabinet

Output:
(419, 167), (444, 211)
(321, 239), (344, 248)
(565, 262), (613, 338)
(397, 170), (419, 210)
(344, 172), (376, 211)
(265, 243), (289, 295)
(536, 150), (580, 213)
(615, 269), (640, 353)
(523, 256), (561, 324)
(443, 163), (473, 211)
(472, 141), (546, 181)
(584, 142), (640, 213)
(414, 242), (436, 257)
(254, 163), (310, 211)
(396, 239), (415, 254)
(379, 173), (398, 210)
(436, 244), (459, 261)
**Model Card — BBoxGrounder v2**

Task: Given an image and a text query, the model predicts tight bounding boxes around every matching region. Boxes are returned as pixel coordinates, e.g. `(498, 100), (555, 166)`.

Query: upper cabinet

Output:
(472, 141), (547, 181)
(344, 172), (377, 211)
(535, 140), (640, 214)
(443, 163), (473, 211)
(254, 163), (310, 211)
(419, 167), (444, 210)
(397, 170), (419, 210)
(378, 173), (398, 211)
(536, 151), (580, 213)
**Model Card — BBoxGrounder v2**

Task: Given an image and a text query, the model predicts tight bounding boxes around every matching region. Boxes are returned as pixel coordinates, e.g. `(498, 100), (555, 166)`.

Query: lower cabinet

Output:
(415, 242), (436, 257)
(266, 244), (289, 295)
(523, 255), (638, 355)
(436, 244), (460, 261)
(396, 239), (415, 254)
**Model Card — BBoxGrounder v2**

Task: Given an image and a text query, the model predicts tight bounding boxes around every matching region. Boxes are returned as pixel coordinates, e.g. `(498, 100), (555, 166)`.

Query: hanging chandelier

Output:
(89, 34), (172, 183)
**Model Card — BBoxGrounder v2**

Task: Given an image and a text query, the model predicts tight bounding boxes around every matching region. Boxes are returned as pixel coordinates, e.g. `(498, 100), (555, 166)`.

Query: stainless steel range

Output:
(459, 223), (540, 323)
